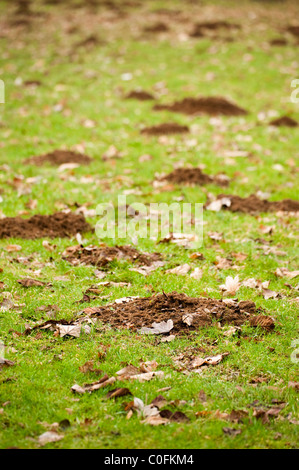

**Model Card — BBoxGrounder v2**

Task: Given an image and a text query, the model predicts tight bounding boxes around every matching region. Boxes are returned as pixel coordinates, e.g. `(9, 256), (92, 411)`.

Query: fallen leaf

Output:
(17, 278), (46, 287)
(159, 409), (190, 423)
(71, 375), (116, 394)
(166, 264), (191, 275)
(275, 268), (299, 279)
(140, 319), (174, 335)
(160, 335), (176, 343)
(106, 388), (132, 399)
(129, 371), (164, 382)
(38, 431), (64, 446)
(190, 268), (203, 280)
(79, 361), (102, 375)
(58, 324), (81, 338)
(222, 427), (242, 436)
(249, 315), (275, 331)
(220, 275), (240, 295)
(5, 245), (22, 252)
(141, 415), (169, 425)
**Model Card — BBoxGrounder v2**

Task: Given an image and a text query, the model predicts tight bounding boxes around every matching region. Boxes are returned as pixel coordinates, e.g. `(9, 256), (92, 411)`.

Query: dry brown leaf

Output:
(249, 315), (275, 331)
(38, 431), (64, 446)
(17, 278), (46, 287)
(58, 324), (81, 338)
(141, 415), (169, 425)
(106, 388), (132, 399)
(140, 319), (173, 335)
(5, 245), (22, 252)
(220, 275), (240, 295)
(275, 268), (299, 279)
(166, 264), (191, 275)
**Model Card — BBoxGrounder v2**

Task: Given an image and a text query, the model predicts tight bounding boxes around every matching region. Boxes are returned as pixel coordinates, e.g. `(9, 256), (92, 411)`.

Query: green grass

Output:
(0, 0), (298, 449)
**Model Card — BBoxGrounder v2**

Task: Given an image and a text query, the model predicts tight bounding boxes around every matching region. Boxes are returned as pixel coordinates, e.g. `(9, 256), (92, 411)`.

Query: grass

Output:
(0, 0), (298, 449)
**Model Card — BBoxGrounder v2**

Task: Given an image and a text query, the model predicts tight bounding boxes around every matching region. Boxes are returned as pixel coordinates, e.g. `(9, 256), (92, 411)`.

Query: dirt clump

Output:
(269, 116), (298, 127)
(83, 291), (271, 333)
(286, 25), (299, 37)
(160, 168), (229, 187)
(270, 38), (288, 46)
(62, 244), (162, 268)
(0, 212), (93, 239)
(125, 90), (155, 101)
(141, 122), (189, 135)
(153, 96), (248, 116)
(143, 22), (169, 33)
(25, 150), (92, 166)
(212, 194), (299, 214)
(190, 21), (240, 37)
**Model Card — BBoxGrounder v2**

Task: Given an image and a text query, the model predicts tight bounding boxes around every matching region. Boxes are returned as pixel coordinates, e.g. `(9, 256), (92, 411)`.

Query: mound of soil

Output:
(270, 38), (288, 46)
(153, 97), (248, 116)
(286, 25), (299, 37)
(213, 194), (299, 214)
(143, 22), (169, 33)
(83, 291), (272, 333)
(62, 244), (162, 267)
(160, 168), (229, 187)
(269, 116), (298, 127)
(0, 212), (93, 239)
(125, 90), (155, 101)
(190, 21), (240, 37)
(25, 150), (92, 166)
(141, 122), (189, 135)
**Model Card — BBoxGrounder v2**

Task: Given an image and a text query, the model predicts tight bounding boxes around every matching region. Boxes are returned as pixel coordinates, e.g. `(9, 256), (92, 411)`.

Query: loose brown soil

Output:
(153, 97), (248, 116)
(83, 291), (272, 333)
(143, 22), (169, 33)
(160, 168), (229, 187)
(190, 21), (240, 37)
(269, 116), (298, 127)
(213, 194), (299, 214)
(24, 150), (92, 166)
(125, 90), (155, 101)
(286, 25), (299, 37)
(270, 38), (288, 46)
(0, 212), (93, 239)
(141, 122), (189, 136)
(62, 244), (162, 267)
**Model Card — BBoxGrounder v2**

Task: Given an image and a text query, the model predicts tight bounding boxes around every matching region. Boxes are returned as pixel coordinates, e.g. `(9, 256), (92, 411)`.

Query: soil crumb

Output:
(125, 90), (155, 101)
(141, 122), (189, 136)
(83, 291), (271, 333)
(269, 116), (298, 127)
(160, 168), (229, 187)
(212, 194), (299, 214)
(0, 212), (93, 239)
(25, 150), (92, 166)
(154, 96), (248, 116)
(62, 244), (162, 267)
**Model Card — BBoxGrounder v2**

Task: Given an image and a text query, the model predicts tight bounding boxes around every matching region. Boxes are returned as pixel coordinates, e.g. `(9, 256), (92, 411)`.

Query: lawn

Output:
(0, 0), (298, 449)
